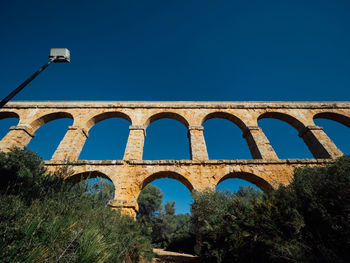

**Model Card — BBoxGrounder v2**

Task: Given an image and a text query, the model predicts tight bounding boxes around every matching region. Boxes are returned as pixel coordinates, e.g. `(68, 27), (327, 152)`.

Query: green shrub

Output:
(191, 157), (350, 262)
(291, 156), (350, 262)
(191, 188), (260, 262)
(137, 184), (196, 253)
(0, 148), (153, 263)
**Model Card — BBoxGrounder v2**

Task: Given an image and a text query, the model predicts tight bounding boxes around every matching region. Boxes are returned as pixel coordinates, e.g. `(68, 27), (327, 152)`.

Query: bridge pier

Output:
(51, 126), (89, 161)
(243, 126), (279, 160)
(188, 126), (209, 160)
(108, 199), (138, 218)
(0, 125), (35, 152)
(123, 125), (146, 160)
(299, 126), (343, 159)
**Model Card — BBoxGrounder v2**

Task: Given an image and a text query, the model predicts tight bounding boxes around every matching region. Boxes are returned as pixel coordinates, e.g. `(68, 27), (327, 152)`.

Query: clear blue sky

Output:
(0, 0), (349, 213)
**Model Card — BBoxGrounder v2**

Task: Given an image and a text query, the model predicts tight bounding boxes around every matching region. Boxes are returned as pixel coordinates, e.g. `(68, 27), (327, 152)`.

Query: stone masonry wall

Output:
(1, 101), (349, 217)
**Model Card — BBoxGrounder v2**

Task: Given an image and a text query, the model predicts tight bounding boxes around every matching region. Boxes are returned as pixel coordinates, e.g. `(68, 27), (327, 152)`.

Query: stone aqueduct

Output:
(0, 101), (349, 217)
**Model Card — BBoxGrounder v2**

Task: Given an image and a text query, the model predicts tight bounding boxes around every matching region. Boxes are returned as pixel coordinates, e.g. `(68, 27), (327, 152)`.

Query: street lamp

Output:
(0, 48), (70, 108)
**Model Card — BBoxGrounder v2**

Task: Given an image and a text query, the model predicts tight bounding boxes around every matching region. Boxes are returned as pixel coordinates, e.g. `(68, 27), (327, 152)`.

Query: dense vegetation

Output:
(137, 184), (195, 253)
(1, 148), (349, 263)
(136, 183), (263, 255)
(191, 156), (350, 263)
(0, 148), (153, 263)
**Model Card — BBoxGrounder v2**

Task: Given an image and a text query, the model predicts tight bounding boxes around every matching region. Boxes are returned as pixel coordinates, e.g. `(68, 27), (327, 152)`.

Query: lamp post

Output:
(0, 48), (70, 108)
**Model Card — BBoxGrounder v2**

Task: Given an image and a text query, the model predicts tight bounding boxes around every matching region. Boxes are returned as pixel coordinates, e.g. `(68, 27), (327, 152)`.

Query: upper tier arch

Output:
(144, 112), (189, 128)
(0, 111), (19, 120)
(30, 112), (74, 132)
(202, 112), (248, 131)
(258, 112), (306, 131)
(86, 111), (132, 131)
(313, 112), (350, 128)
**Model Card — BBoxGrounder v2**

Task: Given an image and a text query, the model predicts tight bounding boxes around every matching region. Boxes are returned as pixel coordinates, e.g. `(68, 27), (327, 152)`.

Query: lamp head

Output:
(49, 48), (70, 63)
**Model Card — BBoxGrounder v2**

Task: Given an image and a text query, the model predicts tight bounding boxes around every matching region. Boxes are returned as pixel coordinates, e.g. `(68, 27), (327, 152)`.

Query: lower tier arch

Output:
(66, 170), (114, 184)
(141, 171), (194, 193)
(217, 172), (274, 193)
(44, 159), (331, 217)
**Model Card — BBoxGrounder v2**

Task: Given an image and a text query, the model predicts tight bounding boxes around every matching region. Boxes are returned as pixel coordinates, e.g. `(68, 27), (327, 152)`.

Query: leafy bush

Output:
(191, 157), (350, 263)
(191, 187), (263, 262)
(137, 184), (195, 253)
(0, 148), (153, 263)
(137, 184), (163, 228)
(291, 157), (350, 262)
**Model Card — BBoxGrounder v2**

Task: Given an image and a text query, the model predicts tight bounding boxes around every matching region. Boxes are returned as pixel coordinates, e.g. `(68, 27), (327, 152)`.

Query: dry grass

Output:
(152, 249), (198, 263)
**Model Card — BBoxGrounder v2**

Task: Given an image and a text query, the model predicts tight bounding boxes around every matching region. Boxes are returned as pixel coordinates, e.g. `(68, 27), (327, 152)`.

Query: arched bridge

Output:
(1, 101), (349, 217)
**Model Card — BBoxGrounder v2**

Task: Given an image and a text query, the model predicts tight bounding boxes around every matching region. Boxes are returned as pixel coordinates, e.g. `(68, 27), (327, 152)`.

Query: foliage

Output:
(291, 157), (350, 261)
(233, 185), (264, 201)
(137, 184), (163, 227)
(191, 186), (263, 262)
(137, 185), (195, 253)
(0, 148), (64, 202)
(0, 148), (153, 263)
(191, 156), (350, 263)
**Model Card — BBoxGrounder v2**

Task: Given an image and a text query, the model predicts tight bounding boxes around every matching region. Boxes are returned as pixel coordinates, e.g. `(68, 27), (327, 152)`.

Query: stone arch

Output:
(144, 112), (189, 128)
(86, 111), (132, 131)
(202, 112), (256, 159)
(140, 171), (194, 195)
(258, 112), (306, 132)
(66, 170), (114, 184)
(258, 112), (315, 158)
(0, 111), (20, 120)
(143, 112), (190, 160)
(30, 112), (74, 132)
(0, 111), (21, 143)
(202, 112), (247, 131)
(313, 112), (350, 128)
(218, 172), (273, 193)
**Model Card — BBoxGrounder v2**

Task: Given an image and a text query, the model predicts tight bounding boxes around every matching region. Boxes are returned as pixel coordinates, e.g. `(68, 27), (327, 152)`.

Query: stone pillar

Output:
(123, 125), (146, 160)
(108, 199), (138, 218)
(243, 126), (279, 160)
(188, 126), (209, 161)
(51, 126), (89, 161)
(299, 125), (343, 159)
(0, 125), (35, 152)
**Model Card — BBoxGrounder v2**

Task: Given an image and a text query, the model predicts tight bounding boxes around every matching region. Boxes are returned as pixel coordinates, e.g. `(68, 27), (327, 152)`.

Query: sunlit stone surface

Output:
(1, 101), (349, 217)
